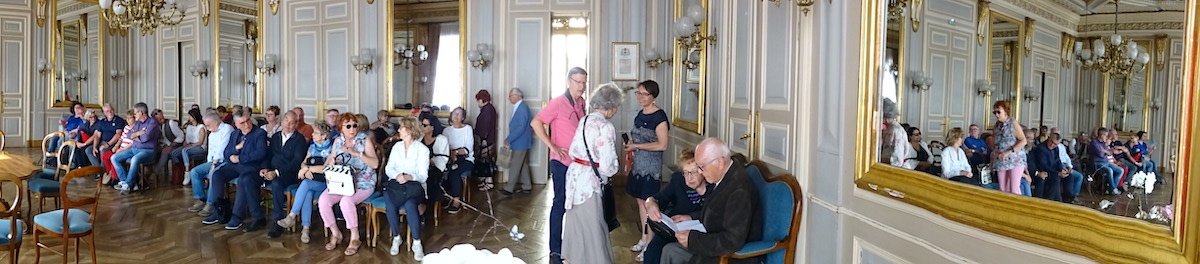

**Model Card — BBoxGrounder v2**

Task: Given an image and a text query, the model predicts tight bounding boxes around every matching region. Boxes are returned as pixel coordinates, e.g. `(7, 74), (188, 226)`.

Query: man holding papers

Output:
(661, 138), (762, 264)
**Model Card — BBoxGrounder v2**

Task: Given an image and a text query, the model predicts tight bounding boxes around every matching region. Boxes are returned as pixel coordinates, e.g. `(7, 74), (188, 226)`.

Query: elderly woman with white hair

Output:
(561, 83), (623, 264)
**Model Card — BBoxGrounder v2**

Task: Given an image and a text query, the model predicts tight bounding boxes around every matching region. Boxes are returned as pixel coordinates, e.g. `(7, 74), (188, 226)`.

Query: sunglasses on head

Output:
(344, 124), (358, 129)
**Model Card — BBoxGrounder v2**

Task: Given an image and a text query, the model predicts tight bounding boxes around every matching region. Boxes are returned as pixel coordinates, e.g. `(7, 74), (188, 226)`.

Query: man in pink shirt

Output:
(531, 67), (588, 264)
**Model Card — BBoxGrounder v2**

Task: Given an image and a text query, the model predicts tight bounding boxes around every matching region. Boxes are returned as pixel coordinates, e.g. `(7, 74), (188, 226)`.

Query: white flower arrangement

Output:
(421, 244), (526, 264)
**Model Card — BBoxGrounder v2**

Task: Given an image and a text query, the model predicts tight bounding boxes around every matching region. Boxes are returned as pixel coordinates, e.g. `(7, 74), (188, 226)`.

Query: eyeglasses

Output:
(421, 123), (431, 127)
(992, 110), (1002, 115)
(344, 124), (358, 129)
(570, 77), (587, 86)
(683, 169), (701, 177)
(696, 157), (721, 173)
(635, 91), (651, 96)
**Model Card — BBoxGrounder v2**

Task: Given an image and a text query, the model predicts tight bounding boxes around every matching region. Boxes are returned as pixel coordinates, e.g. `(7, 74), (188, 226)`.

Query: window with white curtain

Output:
(432, 22), (461, 108)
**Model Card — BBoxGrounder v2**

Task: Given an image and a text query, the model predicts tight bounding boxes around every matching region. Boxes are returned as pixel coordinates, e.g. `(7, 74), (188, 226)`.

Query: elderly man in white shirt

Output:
(189, 113), (238, 215)
(1055, 132), (1084, 204)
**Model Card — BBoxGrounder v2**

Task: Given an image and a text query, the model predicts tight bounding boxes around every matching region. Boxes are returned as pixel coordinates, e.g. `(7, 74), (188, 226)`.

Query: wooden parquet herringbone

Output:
(0, 148), (648, 264)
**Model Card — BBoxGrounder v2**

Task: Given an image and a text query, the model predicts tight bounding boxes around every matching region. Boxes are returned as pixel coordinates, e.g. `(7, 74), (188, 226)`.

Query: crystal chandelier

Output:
(1074, 0), (1150, 75)
(99, 0), (185, 35)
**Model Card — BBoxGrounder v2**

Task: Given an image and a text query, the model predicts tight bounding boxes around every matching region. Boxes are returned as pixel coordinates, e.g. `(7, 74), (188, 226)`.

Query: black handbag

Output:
(306, 156), (327, 182)
(386, 179), (426, 205)
(472, 157), (497, 177)
(582, 115), (620, 232)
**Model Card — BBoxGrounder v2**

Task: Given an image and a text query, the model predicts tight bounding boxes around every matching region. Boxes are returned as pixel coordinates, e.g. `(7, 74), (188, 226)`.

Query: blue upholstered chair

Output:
(0, 170), (26, 263)
(29, 140), (79, 216)
(32, 165), (104, 264)
(721, 162), (804, 264)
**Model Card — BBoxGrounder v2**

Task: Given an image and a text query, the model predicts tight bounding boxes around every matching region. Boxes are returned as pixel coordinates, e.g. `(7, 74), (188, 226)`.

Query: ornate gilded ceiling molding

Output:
(1044, 0), (1087, 15)
(59, 2), (96, 15)
(977, 0), (990, 45)
(219, 3), (257, 16)
(1024, 17), (1034, 56)
(1076, 22), (1187, 33)
(1060, 32), (1074, 67)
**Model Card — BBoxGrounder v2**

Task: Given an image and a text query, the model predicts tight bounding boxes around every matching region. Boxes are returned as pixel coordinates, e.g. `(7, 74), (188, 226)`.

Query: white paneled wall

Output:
(0, 8), (29, 145)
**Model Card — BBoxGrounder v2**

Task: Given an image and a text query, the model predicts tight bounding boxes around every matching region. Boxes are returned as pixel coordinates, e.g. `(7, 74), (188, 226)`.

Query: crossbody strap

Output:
(581, 115), (604, 183)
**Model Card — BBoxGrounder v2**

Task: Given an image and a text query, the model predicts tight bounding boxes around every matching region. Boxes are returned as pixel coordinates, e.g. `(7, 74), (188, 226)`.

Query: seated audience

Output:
(111, 103), (160, 195)
(102, 109), (137, 185)
(1107, 129), (1139, 185)
(642, 149), (707, 264)
(1054, 133), (1084, 204)
(189, 113), (236, 216)
(905, 126), (932, 174)
(661, 138), (762, 264)
(442, 107), (475, 213)
(276, 120), (335, 244)
(85, 104), (128, 169)
(941, 128), (974, 184)
(964, 124), (991, 167)
(418, 113), (450, 215)
(207, 110), (269, 231)
(383, 115), (430, 260)
(261, 106), (283, 138)
(1029, 133), (1064, 201)
(173, 109), (209, 186)
(153, 109), (185, 173)
(318, 113), (378, 256)
(370, 109), (398, 144)
(1130, 131), (1159, 183)
(264, 111), (308, 238)
(1090, 127), (1125, 194)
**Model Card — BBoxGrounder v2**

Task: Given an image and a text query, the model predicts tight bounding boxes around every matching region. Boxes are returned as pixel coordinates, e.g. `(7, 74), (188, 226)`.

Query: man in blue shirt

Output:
(963, 124), (990, 167)
(111, 102), (160, 195)
(84, 104), (128, 170)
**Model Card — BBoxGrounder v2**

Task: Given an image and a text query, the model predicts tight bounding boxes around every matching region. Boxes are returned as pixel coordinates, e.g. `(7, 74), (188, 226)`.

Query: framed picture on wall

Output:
(612, 42), (640, 81)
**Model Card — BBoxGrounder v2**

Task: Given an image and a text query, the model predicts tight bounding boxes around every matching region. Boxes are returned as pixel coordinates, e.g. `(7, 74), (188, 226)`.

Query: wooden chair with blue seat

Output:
(29, 140), (79, 216)
(0, 169), (27, 264)
(32, 165), (104, 264)
(719, 162), (804, 264)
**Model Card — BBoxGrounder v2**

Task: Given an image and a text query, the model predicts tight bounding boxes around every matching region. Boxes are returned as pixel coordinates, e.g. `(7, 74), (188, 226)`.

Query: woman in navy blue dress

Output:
(623, 80), (670, 252)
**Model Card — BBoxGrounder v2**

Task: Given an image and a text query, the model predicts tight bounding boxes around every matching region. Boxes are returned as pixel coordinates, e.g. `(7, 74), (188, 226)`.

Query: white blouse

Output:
(261, 123), (282, 138)
(886, 123), (911, 169)
(563, 112), (618, 210)
(941, 146), (971, 179)
(443, 125), (475, 162)
(385, 140), (431, 193)
(427, 135), (450, 172)
(184, 124), (205, 144)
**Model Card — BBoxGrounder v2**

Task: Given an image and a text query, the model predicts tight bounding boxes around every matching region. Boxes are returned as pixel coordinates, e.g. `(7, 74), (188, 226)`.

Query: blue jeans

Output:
(207, 164), (247, 204)
(1143, 159), (1158, 175)
(1096, 162), (1126, 191)
(1064, 170), (1083, 200)
(233, 172), (266, 223)
(170, 145), (206, 168)
(1020, 177), (1031, 197)
(385, 185), (424, 238)
(289, 179), (327, 227)
(447, 160), (474, 198)
(111, 148), (156, 187)
(549, 160), (568, 257)
(190, 162), (225, 200)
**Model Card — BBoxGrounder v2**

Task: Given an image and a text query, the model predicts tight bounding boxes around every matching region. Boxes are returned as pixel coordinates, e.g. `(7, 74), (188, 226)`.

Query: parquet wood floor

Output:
(0, 148), (647, 264)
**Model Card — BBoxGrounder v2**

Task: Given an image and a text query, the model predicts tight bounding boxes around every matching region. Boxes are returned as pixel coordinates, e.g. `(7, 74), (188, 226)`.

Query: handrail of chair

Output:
(768, 173), (804, 264)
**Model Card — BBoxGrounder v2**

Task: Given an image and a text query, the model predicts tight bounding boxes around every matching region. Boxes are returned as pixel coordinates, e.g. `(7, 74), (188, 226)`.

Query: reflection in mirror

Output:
(671, 0), (711, 134)
(53, 11), (101, 108)
(390, 0), (463, 113)
(216, 1), (259, 110)
(873, 1), (1186, 227)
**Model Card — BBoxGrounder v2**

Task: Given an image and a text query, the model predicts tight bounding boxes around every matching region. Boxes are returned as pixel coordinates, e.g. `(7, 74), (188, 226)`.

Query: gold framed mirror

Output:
(855, 0), (1198, 262)
(386, 0), (466, 116)
(986, 11), (1022, 125)
(212, 0), (264, 113)
(1102, 39), (1153, 131)
(671, 0), (709, 135)
(50, 7), (104, 109)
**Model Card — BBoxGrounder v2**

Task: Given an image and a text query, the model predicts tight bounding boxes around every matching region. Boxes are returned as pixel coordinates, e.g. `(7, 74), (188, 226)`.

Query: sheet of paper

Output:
(659, 213), (707, 233)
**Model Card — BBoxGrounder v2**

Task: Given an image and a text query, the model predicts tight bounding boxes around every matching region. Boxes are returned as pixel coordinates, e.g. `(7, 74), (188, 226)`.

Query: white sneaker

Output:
(390, 236), (401, 256)
(412, 239), (424, 261)
(182, 174), (191, 186)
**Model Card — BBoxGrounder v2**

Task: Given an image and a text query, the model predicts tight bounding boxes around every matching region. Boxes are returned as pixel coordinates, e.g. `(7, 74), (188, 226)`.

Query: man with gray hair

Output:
(502, 87), (533, 195)
(202, 109), (269, 231)
(190, 113), (237, 215)
(262, 110), (308, 238)
(531, 67), (588, 263)
(661, 137), (762, 264)
(85, 103), (128, 169)
(111, 102), (160, 195)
